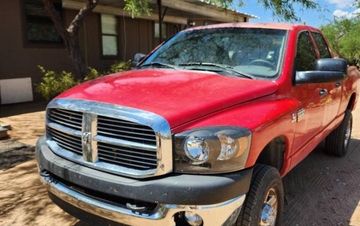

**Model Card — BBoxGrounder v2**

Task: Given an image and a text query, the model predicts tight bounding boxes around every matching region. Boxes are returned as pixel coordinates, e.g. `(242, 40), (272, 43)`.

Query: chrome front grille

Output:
(97, 115), (158, 170)
(97, 142), (157, 170)
(97, 115), (157, 146)
(47, 127), (82, 155)
(48, 109), (82, 130)
(45, 99), (172, 178)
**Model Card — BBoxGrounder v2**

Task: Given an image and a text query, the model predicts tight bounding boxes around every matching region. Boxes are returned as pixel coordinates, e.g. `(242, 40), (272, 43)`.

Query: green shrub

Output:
(36, 66), (78, 100)
(84, 61), (131, 81)
(109, 60), (131, 73)
(83, 67), (101, 81)
(36, 61), (131, 100)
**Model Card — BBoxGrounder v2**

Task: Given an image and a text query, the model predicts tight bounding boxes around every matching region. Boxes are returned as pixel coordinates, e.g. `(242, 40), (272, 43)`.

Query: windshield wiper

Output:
(139, 62), (177, 69)
(178, 62), (254, 79)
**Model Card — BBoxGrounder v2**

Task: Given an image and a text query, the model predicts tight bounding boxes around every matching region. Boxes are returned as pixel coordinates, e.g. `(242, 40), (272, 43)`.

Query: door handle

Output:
(319, 89), (328, 97)
(335, 82), (341, 87)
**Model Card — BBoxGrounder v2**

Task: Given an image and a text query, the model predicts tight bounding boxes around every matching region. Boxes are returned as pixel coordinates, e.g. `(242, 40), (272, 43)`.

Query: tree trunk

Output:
(42, 0), (98, 78)
(157, 0), (163, 44)
(68, 33), (88, 77)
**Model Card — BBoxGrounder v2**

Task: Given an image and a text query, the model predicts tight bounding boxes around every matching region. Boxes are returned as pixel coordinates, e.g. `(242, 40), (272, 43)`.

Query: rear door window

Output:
(311, 32), (331, 58)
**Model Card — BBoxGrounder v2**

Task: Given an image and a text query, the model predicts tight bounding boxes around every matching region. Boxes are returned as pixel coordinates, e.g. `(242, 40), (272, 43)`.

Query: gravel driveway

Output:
(0, 105), (359, 226)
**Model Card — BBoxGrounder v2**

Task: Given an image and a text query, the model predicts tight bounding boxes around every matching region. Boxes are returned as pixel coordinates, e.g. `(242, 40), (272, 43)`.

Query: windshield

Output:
(142, 28), (287, 78)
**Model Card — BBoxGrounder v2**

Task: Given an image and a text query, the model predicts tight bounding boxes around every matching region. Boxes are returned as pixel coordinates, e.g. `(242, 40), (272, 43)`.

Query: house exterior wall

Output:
(0, 0), (75, 103)
(81, 13), (179, 71)
(0, 0), (250, 104)
(0, 1), (165, 103)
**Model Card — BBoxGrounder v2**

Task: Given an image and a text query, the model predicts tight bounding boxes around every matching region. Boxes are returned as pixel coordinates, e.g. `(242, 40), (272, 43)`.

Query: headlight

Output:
(174, 126), (251, 174)
(184, 136), (210, 165)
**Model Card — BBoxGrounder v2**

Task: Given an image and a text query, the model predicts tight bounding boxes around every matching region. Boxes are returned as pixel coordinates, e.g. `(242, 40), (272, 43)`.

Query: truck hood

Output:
(57, 69), (279, 128)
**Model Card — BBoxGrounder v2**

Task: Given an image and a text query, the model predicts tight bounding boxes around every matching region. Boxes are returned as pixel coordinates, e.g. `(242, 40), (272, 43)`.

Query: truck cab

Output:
(36, 23), (359, 226)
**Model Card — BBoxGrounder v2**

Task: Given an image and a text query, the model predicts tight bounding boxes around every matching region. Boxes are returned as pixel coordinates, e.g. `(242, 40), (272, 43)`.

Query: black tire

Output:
(237, 164), (284, 226)
(325, 110), (352, 157)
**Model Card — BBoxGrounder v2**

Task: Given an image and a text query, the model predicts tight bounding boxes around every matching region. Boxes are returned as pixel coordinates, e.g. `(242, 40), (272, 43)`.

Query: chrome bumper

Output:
(40, 173), (246, 226)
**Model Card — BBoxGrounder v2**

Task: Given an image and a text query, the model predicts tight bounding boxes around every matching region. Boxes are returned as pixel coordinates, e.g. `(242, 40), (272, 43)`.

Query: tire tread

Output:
(325, 110), (352, 157)
(237, 164), (283, 226)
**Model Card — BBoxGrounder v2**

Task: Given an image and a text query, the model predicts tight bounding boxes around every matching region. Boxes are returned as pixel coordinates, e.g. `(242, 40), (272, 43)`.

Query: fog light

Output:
(184, 212), (203, 226)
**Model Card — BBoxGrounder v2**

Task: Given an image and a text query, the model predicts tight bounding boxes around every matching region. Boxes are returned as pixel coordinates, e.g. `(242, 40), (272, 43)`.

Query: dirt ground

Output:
(0, 103), (359, 226)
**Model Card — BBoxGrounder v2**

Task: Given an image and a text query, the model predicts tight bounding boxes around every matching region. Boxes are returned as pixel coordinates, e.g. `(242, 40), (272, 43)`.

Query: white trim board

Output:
(0, 77), (34, 104)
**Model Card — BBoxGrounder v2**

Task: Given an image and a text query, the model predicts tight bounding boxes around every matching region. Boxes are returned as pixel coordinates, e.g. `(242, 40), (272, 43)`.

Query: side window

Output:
(295, 32), (317, 71)
(311, 32), (331, 58)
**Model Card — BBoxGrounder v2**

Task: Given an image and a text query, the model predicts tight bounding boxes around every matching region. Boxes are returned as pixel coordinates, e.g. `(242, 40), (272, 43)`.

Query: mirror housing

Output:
(315, 58), (347, 73)
(295, 58), (347, 84)
(132, 53), (146, 67)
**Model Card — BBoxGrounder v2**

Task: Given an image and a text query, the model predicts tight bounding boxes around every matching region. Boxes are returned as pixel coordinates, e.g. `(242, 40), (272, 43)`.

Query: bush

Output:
(109, 60), (132, 73)
(84, 61), (131, 81)
(83, 67), (101, 81)
(36, 66), (78, 100)
(36, 61), (131, 100)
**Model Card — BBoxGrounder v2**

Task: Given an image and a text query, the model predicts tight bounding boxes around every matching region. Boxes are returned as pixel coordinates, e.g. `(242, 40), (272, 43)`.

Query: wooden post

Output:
(157, 0), (162, 43)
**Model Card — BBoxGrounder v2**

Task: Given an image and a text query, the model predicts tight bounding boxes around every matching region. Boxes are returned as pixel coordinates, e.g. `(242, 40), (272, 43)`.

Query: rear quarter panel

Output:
(339, 66), (360, 113)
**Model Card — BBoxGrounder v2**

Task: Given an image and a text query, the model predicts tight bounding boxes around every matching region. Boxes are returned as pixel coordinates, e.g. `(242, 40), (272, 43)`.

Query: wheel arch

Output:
(255, 136), (287, 172)
(347, 93), (357, 111)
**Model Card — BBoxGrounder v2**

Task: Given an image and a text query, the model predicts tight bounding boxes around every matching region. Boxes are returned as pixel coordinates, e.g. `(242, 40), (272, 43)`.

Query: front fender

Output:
(172, 96), (300, 175)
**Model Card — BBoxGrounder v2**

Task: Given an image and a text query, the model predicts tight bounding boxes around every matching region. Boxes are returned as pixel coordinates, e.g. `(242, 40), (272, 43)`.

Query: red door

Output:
(291, 31), (326, 153)
(310, 32), (343, 127)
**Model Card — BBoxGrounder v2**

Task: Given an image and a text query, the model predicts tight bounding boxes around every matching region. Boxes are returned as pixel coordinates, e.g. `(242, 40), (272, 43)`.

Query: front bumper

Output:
(36, 136), (252, 225)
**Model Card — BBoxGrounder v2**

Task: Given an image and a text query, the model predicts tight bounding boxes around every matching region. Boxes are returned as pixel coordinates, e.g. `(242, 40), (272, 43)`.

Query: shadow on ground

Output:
(0, 139), (34, 170)
(0, 160), (77, 226)
(282, 138), (360, 225)
(0, 101), (47, 117)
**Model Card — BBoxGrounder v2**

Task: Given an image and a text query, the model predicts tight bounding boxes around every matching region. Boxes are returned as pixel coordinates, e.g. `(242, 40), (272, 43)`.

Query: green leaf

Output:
(321, 18), (360, 66)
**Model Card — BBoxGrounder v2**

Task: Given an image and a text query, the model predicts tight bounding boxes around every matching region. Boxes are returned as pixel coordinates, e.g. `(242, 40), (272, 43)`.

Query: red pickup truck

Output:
(36, 23), (359, 226)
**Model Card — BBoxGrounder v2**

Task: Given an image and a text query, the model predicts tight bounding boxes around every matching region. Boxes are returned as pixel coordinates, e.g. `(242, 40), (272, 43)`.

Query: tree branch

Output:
(42, 0), (68, 41)
(67, 0), (99, 35)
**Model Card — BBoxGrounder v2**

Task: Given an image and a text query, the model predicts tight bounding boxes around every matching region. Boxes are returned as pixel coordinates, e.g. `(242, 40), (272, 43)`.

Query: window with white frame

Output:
(101, 14), (118, 56)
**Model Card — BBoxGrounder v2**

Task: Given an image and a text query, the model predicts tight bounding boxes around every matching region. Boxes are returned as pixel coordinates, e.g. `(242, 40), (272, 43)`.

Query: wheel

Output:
(325, 110), (352, 157)
(237, 164), (284, 226)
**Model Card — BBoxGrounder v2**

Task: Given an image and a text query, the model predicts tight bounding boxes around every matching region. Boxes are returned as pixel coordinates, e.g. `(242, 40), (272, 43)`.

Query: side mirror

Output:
(295, 58), (347, 84)
(315, 58), (347, 73)
(132, 53), (146, 67)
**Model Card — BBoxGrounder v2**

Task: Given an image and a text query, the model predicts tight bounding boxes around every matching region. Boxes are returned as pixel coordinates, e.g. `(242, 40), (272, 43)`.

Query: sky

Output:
(235, 0), (359, 27)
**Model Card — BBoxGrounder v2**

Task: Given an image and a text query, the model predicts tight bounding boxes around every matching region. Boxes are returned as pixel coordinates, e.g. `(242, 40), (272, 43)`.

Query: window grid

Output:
(101, 14), (119, 57)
